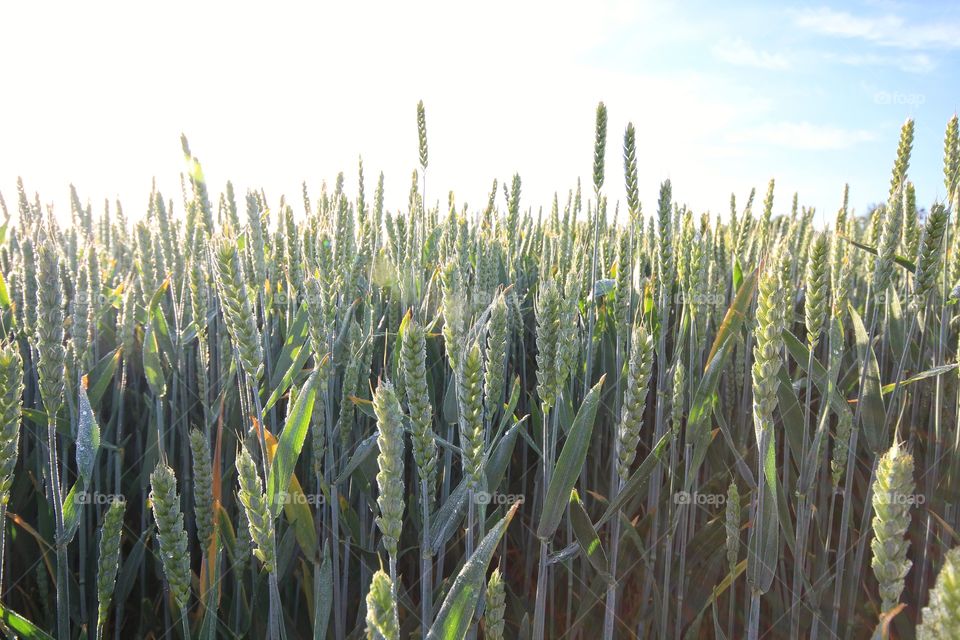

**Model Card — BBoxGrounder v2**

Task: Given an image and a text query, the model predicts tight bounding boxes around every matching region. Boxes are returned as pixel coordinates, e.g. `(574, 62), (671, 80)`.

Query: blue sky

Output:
(1, 1), (957, 225)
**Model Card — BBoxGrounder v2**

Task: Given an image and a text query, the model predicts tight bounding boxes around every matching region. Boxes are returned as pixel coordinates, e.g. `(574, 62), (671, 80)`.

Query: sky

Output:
(1, 0), (958, 226)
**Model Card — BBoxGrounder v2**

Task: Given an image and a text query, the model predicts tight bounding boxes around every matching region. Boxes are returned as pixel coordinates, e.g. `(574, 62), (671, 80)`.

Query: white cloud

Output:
(728, 122), (877, 150)
(0, 0), (910, 221)
(826, 51), (935, 73)
(793, 7), (960, 50)
(713, 38), (790, 70)
(0, 0), (784, 220)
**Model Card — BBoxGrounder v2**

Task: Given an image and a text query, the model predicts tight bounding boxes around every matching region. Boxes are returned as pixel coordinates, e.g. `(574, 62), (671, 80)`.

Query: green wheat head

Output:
(236, 446), (277, 573)
(804, 232), (830, 350)
(189, 429), (215, 549)
(0, 343), (24, 507)
(485, 567), (507, 640)
(149, 463), (191, 611)
(617, 322), (654, 480)
(871, 440), (915, 614)
(365, 569), (399, 640)
(373, 381), (405, 558)
(214, 235), (264, 384)
(400, 317), (437, 495)
(96, 498), (126, 630)
(458, 342), (485, 492)
(918, 546), (960, 639)
(36, 240), (66, 421)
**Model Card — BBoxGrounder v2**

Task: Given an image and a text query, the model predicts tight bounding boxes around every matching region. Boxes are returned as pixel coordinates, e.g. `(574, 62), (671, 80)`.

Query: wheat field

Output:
(0, 103), (958, 639)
